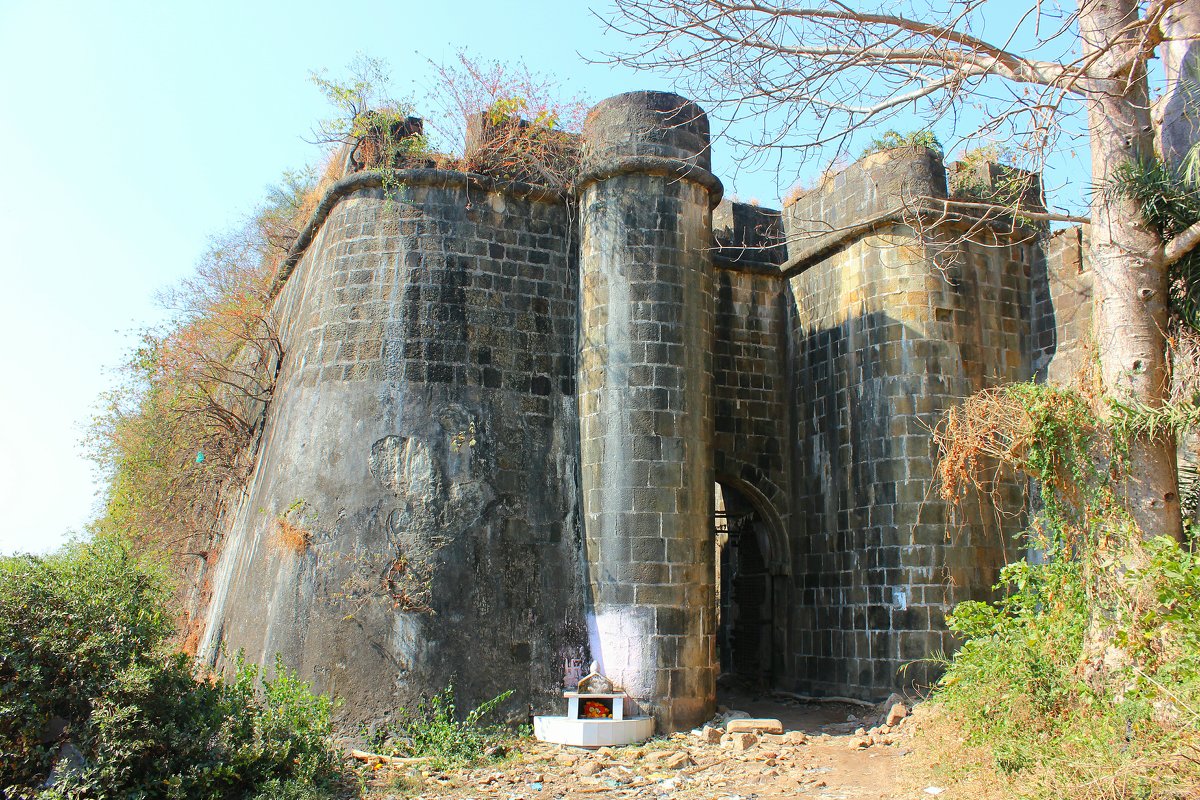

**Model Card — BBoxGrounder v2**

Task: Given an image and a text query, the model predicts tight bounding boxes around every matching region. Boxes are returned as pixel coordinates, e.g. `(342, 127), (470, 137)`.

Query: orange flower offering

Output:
(582, 700), (612, 718)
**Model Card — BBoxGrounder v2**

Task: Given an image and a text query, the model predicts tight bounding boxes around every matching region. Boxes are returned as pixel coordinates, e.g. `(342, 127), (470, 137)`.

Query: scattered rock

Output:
(886, 703), (909, 727)
(849, 736), (871, 751)
(554, 754), (578, 767)
(643, 749), (691, 768)
(576, 762), (602, 777)
(725, 732), (758, 751)
(783, 731), (808, 745)
(699, 725), (724, 744)
(726, 718), (784, 735)
(853, 727), (866, 737)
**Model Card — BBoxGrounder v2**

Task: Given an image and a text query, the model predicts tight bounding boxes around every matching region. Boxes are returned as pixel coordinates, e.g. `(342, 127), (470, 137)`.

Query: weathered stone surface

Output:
(190, 88), (1080, 736)
(886, 703), (910, 727)
(782, 145), (1033, 699)
(578, 90), (720, 732)
(195, 177), (586, 730)
(726, 718), (784, 735)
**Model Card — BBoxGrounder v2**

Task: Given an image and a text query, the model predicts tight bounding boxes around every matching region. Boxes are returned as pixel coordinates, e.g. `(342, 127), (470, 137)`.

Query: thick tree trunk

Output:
(1080, 0), (1182, 541)
(1159, 0), (1200, 175)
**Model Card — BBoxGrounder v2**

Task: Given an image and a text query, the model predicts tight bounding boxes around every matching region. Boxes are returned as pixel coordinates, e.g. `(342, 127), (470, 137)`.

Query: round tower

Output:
(577, 91), (723, 731)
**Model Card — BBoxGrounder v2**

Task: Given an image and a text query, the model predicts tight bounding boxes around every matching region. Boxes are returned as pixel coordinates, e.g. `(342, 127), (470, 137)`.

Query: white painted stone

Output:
(533, 715), (654, 748)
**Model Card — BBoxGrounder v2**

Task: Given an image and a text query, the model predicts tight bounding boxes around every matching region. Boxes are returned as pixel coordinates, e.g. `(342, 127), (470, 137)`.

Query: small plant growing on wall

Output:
(271, 498), (314, 554)
(860, 129), (943, 158)
(324, 547), (434, 618)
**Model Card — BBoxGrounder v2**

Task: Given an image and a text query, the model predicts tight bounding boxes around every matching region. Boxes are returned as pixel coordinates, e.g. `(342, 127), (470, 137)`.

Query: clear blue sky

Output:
(0, 1), (1097, 555)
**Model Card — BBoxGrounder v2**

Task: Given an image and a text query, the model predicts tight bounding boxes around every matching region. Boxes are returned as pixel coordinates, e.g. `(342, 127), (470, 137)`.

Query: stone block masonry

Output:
(192, 89), (1077, 735)
(198, 173), (585, 729)
(781, 147), (1031, 697)
(577, 91), (721, 731)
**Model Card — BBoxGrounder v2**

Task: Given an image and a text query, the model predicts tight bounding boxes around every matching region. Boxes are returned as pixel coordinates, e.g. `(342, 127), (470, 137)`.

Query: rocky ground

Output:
(362, 693), (931, 800)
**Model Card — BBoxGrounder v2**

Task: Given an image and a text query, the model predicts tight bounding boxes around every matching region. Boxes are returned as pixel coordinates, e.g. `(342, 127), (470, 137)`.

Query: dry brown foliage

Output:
(933, 383), (1109, 506)
(271, 517), (312, 555)
(908, 702), (1200, 800)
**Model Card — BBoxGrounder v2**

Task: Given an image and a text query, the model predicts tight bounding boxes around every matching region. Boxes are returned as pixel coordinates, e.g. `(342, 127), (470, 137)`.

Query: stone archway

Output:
(714, 479), (785, 690)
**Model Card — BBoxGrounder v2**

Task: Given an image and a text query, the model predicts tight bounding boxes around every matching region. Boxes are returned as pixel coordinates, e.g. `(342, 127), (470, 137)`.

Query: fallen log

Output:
(349, 749), (434, 766)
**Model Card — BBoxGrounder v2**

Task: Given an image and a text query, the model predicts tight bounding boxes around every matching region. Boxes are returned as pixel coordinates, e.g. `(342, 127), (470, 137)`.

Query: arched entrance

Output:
(714, 480), (779, 690)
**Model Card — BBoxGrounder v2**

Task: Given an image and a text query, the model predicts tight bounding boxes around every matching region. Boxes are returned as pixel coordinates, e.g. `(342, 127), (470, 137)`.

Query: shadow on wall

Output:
(784, 294), (1026, 699)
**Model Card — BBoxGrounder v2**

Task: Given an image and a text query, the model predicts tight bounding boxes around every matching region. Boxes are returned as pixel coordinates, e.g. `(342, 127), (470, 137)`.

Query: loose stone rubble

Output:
(364, 700), (915, 800)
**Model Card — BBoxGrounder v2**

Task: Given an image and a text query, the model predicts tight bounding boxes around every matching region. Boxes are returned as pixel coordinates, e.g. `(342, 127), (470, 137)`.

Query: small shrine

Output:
(533, 662), (654, 747)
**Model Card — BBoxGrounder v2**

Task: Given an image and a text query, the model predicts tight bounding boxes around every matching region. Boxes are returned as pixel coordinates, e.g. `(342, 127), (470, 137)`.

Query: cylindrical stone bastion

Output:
(577, 91), (722, 731)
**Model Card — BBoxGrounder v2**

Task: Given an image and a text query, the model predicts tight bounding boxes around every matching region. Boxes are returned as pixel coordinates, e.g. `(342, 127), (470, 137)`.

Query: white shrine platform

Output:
(533, 690), (654, 747)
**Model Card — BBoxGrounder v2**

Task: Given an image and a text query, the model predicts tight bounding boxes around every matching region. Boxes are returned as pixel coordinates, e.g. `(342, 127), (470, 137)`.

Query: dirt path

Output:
(364, 693), (925, 800)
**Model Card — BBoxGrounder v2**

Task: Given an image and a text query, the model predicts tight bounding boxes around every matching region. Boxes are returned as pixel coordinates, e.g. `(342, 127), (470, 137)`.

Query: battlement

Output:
(783, 145), (1046, 273)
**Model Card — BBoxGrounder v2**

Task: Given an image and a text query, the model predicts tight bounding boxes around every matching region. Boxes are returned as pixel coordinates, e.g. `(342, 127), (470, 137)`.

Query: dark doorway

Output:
(715, 482), (773, 690)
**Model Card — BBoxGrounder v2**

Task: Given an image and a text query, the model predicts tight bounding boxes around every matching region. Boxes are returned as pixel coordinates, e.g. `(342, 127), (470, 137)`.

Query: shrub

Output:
(929, 529), (1200, 797)
(0, 537), (174, 787)
(860, 128), (942, 157)
(366, 686), (517, 770)
(928, 382), (1200, 798)
(0, 537), (347, 799)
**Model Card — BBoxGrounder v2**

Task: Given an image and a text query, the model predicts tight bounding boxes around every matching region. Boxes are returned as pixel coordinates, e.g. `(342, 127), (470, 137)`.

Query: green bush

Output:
(933, 531), (1200, 796)
(860, 129), (942, 157)
(0, 537), (347, 799)
(930, 381), (1200, 797)
(366, 686), (517, 770)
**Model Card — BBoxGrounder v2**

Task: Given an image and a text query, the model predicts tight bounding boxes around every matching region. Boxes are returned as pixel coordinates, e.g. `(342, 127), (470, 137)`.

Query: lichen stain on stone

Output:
(369, 435), (441, 500)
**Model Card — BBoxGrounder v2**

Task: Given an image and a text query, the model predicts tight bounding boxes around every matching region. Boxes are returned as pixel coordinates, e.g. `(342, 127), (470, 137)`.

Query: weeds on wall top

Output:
(860, 129), (943, 158)
(947, 144), (1040, 215)
(306, 50), (587, 199)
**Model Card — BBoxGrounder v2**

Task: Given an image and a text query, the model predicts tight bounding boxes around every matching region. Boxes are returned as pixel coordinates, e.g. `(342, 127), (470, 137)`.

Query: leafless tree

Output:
(600, 0), (1199, 541)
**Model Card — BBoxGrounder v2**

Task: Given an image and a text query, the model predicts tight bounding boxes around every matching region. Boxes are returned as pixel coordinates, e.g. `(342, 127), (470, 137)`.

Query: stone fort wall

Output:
(196, 90), (1087, 731)
(198, 173), (587, 729)
(780, 149), (1034, 697)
